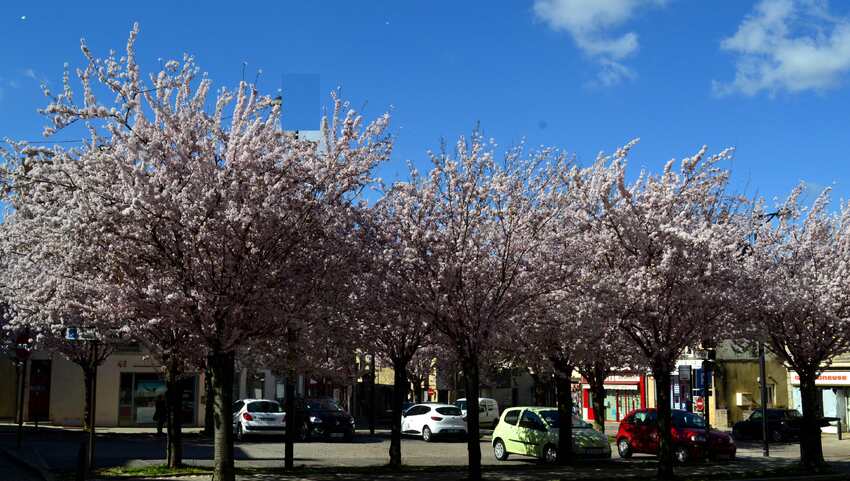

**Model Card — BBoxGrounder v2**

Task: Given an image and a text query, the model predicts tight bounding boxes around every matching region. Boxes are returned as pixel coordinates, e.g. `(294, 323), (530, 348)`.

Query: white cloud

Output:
(533, 0), (666, 85)
(716, 0), (850, 96)
(596, 58), (637, 86)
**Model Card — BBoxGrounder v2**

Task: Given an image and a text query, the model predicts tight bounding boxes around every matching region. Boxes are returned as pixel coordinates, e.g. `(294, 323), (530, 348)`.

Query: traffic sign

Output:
(695, 396), (705, 412)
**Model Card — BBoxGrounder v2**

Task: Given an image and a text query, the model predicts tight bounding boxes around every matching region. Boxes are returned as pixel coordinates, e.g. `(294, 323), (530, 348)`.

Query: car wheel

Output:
(422, 426), (433, 442)
(493, 438), (509, 461)
(236, 422), (245, 442)
(617, 438), (633, 458)
(542, 444), (558, 464)
(770, 429), (784, 443)
(674, 445), (689, 464)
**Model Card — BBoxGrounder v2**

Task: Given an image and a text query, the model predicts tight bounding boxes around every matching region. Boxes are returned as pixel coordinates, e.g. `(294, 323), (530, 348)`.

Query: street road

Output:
(2, 427), (850, 473)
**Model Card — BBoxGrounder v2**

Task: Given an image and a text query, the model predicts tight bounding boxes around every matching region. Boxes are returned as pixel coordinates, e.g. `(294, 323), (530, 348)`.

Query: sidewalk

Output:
(85, 461), (850, 481)
(0, 421), (205, 435)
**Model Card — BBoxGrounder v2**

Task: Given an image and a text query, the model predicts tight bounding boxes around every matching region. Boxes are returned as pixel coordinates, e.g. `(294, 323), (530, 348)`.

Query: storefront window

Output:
(117, 372), (197, 426)
(134, 373), (166, 424)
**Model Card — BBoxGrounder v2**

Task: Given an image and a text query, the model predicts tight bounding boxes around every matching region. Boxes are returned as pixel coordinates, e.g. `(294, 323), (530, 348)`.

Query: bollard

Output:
(838, 419), (843, 441)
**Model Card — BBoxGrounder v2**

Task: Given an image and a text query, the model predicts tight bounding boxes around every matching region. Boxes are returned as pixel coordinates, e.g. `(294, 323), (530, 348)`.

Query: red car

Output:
(615, 409), (736, 463)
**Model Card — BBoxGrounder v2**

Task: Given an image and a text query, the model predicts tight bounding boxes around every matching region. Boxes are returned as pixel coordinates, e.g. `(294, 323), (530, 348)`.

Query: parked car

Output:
(402, 403), (467, 441)
(616, 409), (736, 463)
(293, 397), (355, 441)
(731, 408), (827, 442)
(491, 407), (611, 463)
(455, 397), (500, 428)
(232, 399), (286, 441)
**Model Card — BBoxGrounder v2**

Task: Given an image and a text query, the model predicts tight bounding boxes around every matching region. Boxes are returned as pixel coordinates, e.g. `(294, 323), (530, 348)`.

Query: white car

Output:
(232, 399), (286, 441)
(455, 397), (500, 428)
(401, 403), (467, 441)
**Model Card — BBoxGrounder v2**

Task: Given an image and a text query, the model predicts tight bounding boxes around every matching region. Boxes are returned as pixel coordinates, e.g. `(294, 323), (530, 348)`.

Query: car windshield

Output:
(786, 409), (802, 418)
(247, 401), (281, 413)
(436, 406), (462, 416)
(672, 411), (706, 429)
(537, 410), (592, 429)
(307, 399), (343, 411)
(455, 400), (467, 411)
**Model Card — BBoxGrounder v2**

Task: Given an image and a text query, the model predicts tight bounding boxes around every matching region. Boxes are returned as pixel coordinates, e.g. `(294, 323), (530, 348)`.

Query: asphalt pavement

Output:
(3, 425), (850, 480)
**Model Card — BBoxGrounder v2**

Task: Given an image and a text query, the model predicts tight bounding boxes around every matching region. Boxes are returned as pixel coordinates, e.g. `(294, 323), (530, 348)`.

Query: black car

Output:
(732, 408), (810, 442)
(292, 398), (355, 441)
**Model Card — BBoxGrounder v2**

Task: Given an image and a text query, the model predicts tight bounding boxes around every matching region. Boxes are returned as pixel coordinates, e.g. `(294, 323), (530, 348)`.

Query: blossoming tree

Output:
(745, 187), (850, 470)
(584, 144), (746, 479)
(0, 25), (390, 481)
(379, 133), (570, 480)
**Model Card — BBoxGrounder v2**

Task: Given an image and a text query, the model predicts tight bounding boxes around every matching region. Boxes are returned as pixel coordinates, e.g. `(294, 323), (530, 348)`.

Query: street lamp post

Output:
(14, 328), (32, 449)
(758, 343), (770, 457)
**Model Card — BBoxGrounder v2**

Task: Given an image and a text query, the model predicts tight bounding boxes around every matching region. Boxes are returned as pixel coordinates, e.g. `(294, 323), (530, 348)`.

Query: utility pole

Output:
(87, 340), (99, 473)
(369, 354), (376, 436)
(758, 342), (769, 457)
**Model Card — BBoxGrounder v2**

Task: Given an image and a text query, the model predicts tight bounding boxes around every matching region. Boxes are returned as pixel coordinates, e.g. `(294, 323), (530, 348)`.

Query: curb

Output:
(726, 474), (849, 481)
(2, 447), (55, 481)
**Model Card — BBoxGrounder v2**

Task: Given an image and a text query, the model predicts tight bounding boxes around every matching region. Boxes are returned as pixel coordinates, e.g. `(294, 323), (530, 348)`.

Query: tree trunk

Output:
(203, 366), (215, 436)
(82, 367), (94, 432)
(463, 356), (482, 481)
(585, 363), (609, 433)
(555, 365), (574, 466)
(590, 380), (607, 433)
(389, 357), (408, 468)
(209, 350), (235, 481)
(798, 371), (825, 470)
(284, 328), (298, 470)
(165, 367), (184, 468)
(652, 361), (675, 480)
(283, 370), (296, 469)
(423, 370), (430, 402)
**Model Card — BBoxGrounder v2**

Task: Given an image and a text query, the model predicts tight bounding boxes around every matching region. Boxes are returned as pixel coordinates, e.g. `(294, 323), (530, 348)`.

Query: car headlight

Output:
(690, 434), (706, 442)
(310, 416), (322, 424)
(349, 417), (355, 425)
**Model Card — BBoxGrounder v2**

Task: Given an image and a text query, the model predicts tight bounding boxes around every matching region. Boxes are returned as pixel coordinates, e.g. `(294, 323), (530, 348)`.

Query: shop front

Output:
(118, 372), (198, 426)
(581, 374), (647, 423)
(789, 370), (850, 432)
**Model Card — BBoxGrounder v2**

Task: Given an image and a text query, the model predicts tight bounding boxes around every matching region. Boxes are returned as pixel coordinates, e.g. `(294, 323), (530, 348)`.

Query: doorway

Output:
(27, 360), (51, 422)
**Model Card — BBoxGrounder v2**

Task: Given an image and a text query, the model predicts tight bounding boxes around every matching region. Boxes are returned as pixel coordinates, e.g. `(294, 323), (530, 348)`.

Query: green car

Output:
(492, 407), (612, 463)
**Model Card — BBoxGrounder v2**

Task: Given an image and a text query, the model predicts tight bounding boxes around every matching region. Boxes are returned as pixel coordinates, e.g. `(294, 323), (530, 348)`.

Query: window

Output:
(766, 384), (776, 407)
(455, 400), (467, 411)
(503, 409), (520, 426)
(233, 401), (245, 413)
(631, 410), (657, 425)
(408, 406), (430, 416)
(519, 411), (546, 431)
(672, 411), (706, 429)
(306, 399), (343, 411)
(436, 407), (462, 416)
(750, 410), (763, 421)
(247, 401), (282, 413)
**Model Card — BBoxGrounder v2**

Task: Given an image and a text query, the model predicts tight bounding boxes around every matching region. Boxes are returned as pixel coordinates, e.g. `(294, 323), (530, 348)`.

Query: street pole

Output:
(758, 342), (769, 457)
(369, 354), (376, 436)
(87, 340), (98, 473)
(16, 358), (27, 448)
(702, 359), (710, 420)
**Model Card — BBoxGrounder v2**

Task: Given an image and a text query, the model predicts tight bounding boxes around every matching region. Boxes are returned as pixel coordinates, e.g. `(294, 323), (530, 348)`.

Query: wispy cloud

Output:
(715, 0), (850, 96)
(533, 0), (667, 86)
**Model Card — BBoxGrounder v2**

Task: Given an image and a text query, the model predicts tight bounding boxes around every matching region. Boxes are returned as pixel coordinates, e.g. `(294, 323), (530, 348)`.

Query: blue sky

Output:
(1, 0), (849, 203)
